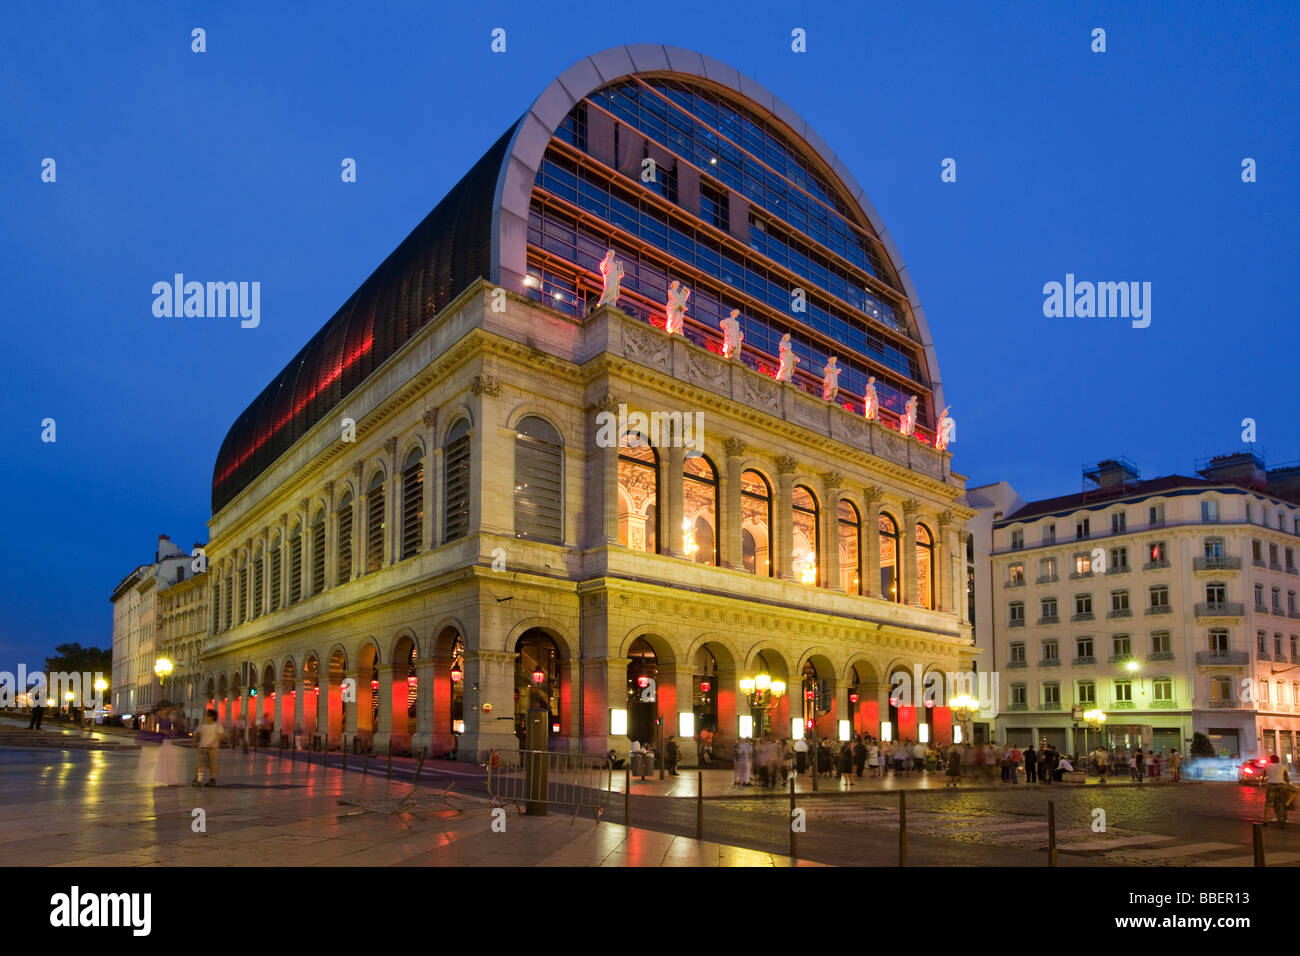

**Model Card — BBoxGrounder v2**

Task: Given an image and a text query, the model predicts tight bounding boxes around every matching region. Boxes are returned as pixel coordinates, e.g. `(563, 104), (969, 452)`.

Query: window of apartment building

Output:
(1074, 594), (1093, 616)
(1112, 512), (1126, 534)
(1292, 634), (1299, 659)
(1210, 676), (1232, 702)
(1042, 639), (1060, 663)
(1008, 563), (1025, 586)
(1209, 629), (1229, 653)
(1294, 680), (1300, 704)
(1039, 557), (1057, 581)
(1153, 678), (1173, 703)
(1010, 683), (1027, 707)
(1150, 584), (1170, 609)
(1295, 516), (1300, 534)
(1252, 539), (1264, 564)
(1202, 500), (1219, 522)
(1010, 529), (1024, 550)
(1270, 543), (1280, 567)
(1287, 548), (1296, 571)
(1009, 642), (1026, 664)
(1009, 602), (1025, 625)
(1044, 524), (1056, 545)
(1076, 636), (1094, 659)
(1260, 679), (1270, 702)
(1041, 597), (1058, 620)
(1206, 582), (1227, 604)
(1280, 510), (1287, 530)
(1075, 554), (1092, 576)
(1149, 503), (1165, 526)
(1254, 583), (1265, 608)
(1076, 518), (1090, 540)
(1042, 682), (1061, 707)
(1077, 680), (1097, 704)
(1247, 502), (1254, 524)
(1275, 633), (1284, 658)
(1257, 631), (1268, 655)
(1272, 587), (1282, 612)
(1114, 679), (1133, 703)
(1149, 541), (1167, 565)
(1113, 634), (1132, 658)
(1111, 590), (1130, 613)
(1151, 631), (1171, 655)
(1110, 546), (1129, 570)
(1204, 537), (1225, 558)
(1279, 681), (1289, 706)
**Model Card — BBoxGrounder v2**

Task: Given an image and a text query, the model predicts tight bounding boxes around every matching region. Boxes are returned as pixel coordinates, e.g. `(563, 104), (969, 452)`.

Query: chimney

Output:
(1268, 464), (1300, 505)
(1198, 452), (1267, 491)
(1084, 457), (1139, 492)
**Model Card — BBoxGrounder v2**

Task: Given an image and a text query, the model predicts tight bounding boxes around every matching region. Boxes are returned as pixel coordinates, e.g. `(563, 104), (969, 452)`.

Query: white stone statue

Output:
(597, 249), (624, 308)
(935, 406), (956, 451)
(899, 394), (918, 437)
(720, 309), (743, 359)
(821, 357), (840, 401)
(776, 333), (798, 383)
(863, 376), (878, 421)
(665, 281), (690, 335)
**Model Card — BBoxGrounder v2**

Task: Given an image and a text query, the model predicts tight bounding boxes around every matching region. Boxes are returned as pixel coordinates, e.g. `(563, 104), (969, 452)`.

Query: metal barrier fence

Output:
(484, 749), (612, 822)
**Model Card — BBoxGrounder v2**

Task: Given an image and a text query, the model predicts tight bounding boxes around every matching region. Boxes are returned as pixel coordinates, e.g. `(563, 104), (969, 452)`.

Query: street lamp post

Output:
(949, 694), (980, 746)
(739, 674), (785, 739)
(1084, 709), (1107, 778)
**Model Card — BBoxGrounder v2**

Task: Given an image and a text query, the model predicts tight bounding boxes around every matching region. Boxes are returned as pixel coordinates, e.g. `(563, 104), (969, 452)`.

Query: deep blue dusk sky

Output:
(2, 1), (1296, 666)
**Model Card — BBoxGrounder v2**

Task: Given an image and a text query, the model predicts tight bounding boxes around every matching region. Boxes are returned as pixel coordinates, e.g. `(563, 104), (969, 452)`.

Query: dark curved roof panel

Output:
(211, 123), (518, 515)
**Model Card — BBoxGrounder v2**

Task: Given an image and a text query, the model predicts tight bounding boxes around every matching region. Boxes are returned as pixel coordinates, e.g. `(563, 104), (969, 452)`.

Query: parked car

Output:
(1239, 757), (1271, 785)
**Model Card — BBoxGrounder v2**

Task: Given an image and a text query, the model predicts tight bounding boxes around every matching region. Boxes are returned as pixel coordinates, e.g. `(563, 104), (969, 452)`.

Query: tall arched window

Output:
(310, 508), (326, 595)
(336, 491), (353, 584)
(268, 535), (281, 612)
(365, 471), (385, 572)
(741, 470), (772, 576)
(288, 522), (302, 604)
(224, 569), (233, 626)
(792, 485), (820, 586)
(211, 579), (221, 632)
(514, 416), (563, 543)
(683, 453), (719, 565)
(916, 523), (935, 609)
(618, 432), (658, 553)
(401, 447), (424, 559)
(444, 419), (471, 542)
(252, 545), (263, 618)
(237, 555), (248, 624)
(880, 512), (900, 602)
(838, 499), (861, 594)
(515, 629), (561, 744)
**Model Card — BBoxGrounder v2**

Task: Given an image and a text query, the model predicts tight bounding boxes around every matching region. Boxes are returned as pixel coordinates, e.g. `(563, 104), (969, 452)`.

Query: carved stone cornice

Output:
(384, 437), (398, 458)
(724, 438), (748, 458)
(863, 485), (884, 504)
(958, 529), (971, 545)
(776, 455), (799, 475)
(470, 374), (502, 397)
(902, 498), (920, 517)
(823, 472), (843, 491)
(937, 510), (953, 528)
(594, 393), (620, 414)
(422, 408), (438, 429)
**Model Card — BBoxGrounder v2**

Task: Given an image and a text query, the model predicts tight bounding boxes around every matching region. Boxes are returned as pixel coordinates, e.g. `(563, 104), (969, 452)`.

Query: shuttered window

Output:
(310, 510), (326, 595)
(224, 574), (233, 628)
(211, 581), (221, 632)
(269, 542), (281, 612)
(238, 562), (248, 624)
(443, 420), (471, 542)
(514, 416), (563, 543)
(289, 524), (302, 603)
(336, 494), (352, 583)
(401, 448), (424, 559)
(366, 472), (386, 572)
(252, 552), (263, 617)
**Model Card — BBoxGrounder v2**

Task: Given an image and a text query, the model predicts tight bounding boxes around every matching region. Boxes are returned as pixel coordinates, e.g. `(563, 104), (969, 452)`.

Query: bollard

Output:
(362, 744), (368, 776)
(414, 747), (427, 783)
(387, 739), (393, 780)
(789, 774), (798, 859)
(658, 724), (666, 781)
(1048, 800), (1058, 867)
(1253, 823), (1266, 867)
(624, 767), (631, 826)
(291, 734), (297, 763)
(899, 791), (907, 867)
(342, 737), (347, 773)
(696, 771), (704, 841)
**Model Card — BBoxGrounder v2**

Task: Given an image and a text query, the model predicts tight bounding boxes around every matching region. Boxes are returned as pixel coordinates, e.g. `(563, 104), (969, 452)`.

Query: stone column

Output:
(242, 538), (253, 623)
(431, 653), (454, 754)
(862, 487), (882, 598)
(351, 461), (365, 580)
(373, 663), (397, 753)
(722, 439), (747, 570)
(957, 530), (972, 624)
(595, 395), (620, 547)
(298, 498), (311, 601)
(422, 408), (438, 551)
(460, 649), (517, 761)
(665, 442), (685, 558)
(413, 657), (436, 755)
(384, 437), (399, 565)
(903, 499), (920, 606)
(316, 671), (330, 748)
(323, 481), (337, 589)
(292, 678), (307, 743)
(936, 510), (953, 613)
(774, 456), (798, 581)
(343, 668), (359, 742)
(822, 472), (843, 591)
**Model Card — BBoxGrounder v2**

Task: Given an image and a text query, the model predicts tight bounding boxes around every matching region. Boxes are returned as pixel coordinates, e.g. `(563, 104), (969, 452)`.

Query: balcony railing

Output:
(1111, 700), (1136, 709)
(1009, 618), (1025, 628)
(1144, 559), (1171, 571)
(1254, 559), (1267, 568)
(1147, 651), (1175, 662)
(1069, 571), (1095, 581)
(1108, 654), (1135, 664)
(1258, 649), (1272, 661)
(1071, 612), (1095, 622)
(1039, 701), (1062, 711)
(1007, 659), (1027, 669)
(1195, 602), (1244, 618)
(1150, 699), (1178, 709)
(1037, 615), (1060, 625)
(1008, 701), (1028, 711)
(1194, 556), (1241, 571)
(1254, 603), (1269, 613)
(1107, 608), (1133, 619)
(1072, 656), (1096, 666)
(1194, 650), (1249, 665)
(1146, 605), (1173, 615)
(1037, 574), (1059, 584)
(1208, 699), (1238, 708)
(1039, 658), (1062, 667)
(1106, 565), (1131, 575)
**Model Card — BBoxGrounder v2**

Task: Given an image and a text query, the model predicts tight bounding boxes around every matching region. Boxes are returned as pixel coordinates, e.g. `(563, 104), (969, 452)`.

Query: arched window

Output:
(237, 556), (248, 624)
(792, 485), (820, 586)
(741, 470), (772, 576)
(224, 568), (233, 627)
(916, 523), (935, 609)
(401, 447), (424, 559)
(288, 522), (302, 604)
(618, 432), (658, 553)
(515, 629), (560, 744)
(365, 471), (385, 572)
(310, 508), (326, 595)
(880, 512), (900, 602)
(336, 491), (353, 584)
(268, 535), (281, 612)
(626, 637), (659, 742)
(514, 416), (563, 543)
(211, 579), (221, 632)
(683, 453), (719, 566)
(693, 646), (718, 735)
(838, 499), (861, 594)
(444, 420), (471, 542)
(252, 546), (264, 618)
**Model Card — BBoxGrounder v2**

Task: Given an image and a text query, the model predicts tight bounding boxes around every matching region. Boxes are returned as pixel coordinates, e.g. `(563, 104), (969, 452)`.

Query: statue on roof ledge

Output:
(822, 357), (840, 401)
(863, 376), (878, 421)
(935, 406), (956, 451)
(665, 281), (690, 335)
(597, 249), (624, 308)
(899, 395), (918, 437)
(720, 309), (743, 359)
(776, 333), (798, 382)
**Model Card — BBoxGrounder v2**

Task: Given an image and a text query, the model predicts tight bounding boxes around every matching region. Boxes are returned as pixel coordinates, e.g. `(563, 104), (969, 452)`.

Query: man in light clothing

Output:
(192, 710), (225, 787)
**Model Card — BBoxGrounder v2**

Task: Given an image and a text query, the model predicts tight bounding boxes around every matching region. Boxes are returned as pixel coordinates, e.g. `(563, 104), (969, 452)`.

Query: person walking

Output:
(28, 699), (46, 730)
(876, 740), (888, 777)
(839, 742), (855, 788)
(1023, 743), (1037, 784)
(853, 736), (867, 778)
(1169, 748), (1182, 783)
(945, 744), (962, 787)
(912, 739), (926, 774)
(666, 735), (680, 776)
(1010, 745), (1022, 784)
(794, 735), (809, 776)
(192, 710), (225, 787)
(1147, 750), (1160, 781)
(1134, 749), (1146, 783)
(1038, 744), (1052, 786)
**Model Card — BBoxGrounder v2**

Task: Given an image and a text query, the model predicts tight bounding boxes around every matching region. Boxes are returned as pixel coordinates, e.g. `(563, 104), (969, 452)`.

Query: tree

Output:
(44, 643), (111, 679)
(1191, 732), (1215, 757)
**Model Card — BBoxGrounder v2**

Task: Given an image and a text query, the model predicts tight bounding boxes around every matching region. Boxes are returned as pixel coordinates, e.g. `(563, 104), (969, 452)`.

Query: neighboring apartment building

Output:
(157, 568), (208, 722)
(109, 534), (191, 716)
(983, 452), (1300, 762)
